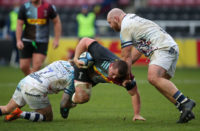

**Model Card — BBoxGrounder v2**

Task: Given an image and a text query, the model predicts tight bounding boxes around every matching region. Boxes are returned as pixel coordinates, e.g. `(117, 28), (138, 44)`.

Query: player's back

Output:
(121, 14), (177, 54)
(23, 60), (74, 94)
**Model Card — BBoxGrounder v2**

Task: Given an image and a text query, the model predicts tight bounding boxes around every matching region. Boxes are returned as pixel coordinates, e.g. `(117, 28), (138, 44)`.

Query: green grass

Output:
(0, 66), (200, 131)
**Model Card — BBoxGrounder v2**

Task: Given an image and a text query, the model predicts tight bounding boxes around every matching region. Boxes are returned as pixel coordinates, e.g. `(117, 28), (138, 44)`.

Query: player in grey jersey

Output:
(107, 8), (196, 123)
(0, 60), (75, 122)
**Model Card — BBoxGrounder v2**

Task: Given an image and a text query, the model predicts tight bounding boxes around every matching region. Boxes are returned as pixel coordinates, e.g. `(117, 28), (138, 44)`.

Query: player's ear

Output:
(113, 16), (119, 23)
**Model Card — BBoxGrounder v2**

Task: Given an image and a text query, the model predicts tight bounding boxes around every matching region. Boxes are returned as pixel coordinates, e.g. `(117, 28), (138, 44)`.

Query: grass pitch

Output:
(0, 66), (199, 131)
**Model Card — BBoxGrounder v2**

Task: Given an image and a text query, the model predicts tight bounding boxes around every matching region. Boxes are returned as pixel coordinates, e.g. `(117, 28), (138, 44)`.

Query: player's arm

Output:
(16, 5), (25, 50)
(73, 37), (95, 68)
(127, 84), (146, 121)
(131, 47), (142, 64)
(16, 19), (24, 50)
(52, 15), (61, 49)
(121, 45), (133, 73)
(122, 78), (146, 121)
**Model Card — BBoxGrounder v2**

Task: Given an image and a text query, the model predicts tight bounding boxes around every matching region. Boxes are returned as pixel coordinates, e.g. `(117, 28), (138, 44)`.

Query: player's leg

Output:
(19, 41), (34, 76)
(0, 99), (20, 116)
(148, 64), (178, 103)
(31, 42), (48, 73)
(148, 64), (196, 123)
(148, 48), (195, 123)
(73, 65), (93, 104)
(19, 58), (32, 75)
(72, 81), (92, 104)
(2, 87), (26, 121)
(32, 53), (46, 73)
(17, 105), (52, 122)
(17, 86), (52, 122)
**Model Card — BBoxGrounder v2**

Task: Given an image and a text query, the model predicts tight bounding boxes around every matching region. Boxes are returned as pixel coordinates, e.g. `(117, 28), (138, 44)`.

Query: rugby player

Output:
(106, 8), (196, 123)
(0, 60), (75, 122)
(60, 37), (145, 121)
(16, 0), (61, 76)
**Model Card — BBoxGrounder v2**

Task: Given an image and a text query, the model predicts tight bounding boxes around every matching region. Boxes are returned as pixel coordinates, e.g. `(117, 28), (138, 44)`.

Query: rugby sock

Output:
(0, 109), (2, 116)
(20, 111), (46, 122)
(175, 102), (182, 111)
(173, 90), (188, 110)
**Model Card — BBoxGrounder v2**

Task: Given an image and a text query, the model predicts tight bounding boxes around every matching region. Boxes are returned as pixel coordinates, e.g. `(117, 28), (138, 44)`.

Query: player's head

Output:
(108, 60), (128, 80)
(107, 8), (125, 32)
(81, 5), (89, 14)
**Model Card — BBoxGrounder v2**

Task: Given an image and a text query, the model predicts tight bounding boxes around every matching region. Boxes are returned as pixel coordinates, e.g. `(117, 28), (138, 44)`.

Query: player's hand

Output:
(122, 79), (131, 87)
(133, 115), (146, 121)
(73, 57), (85, 68)
(53, 39), (59, 49)
(17, 40), (24, 50)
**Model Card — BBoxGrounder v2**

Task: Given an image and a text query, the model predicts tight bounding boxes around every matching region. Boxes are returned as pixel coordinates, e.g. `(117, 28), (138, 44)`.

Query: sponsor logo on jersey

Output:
(27, 18), (47, 25)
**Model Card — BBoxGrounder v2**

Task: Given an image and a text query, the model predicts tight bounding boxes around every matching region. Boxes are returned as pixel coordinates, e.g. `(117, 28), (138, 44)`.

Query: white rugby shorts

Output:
(12, 81), (50, 110)
(149, 45), (179, 77)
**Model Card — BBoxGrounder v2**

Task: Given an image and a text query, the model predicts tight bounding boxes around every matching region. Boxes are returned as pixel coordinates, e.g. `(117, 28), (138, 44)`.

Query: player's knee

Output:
(75, 91), (90, 104)
(148, 75), (158, 85)
(32, 65), (42, 72)
(20, 64), (28, 71)
(20, 64), (30, 75)
(74, 82), (92, 104)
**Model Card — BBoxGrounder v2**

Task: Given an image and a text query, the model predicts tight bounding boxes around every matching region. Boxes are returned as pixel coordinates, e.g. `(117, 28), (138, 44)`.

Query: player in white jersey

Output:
(0, 60), (75, 122)
(107, 8), (196, 123)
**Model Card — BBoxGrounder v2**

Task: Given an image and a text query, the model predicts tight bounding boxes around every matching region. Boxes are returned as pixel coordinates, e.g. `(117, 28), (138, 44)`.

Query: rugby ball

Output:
(78, 52), (94, 68)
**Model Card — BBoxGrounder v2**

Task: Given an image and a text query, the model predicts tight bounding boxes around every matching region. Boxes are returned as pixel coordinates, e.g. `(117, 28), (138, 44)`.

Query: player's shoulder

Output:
(121, 14), (136, 29)
(123, 14), (136, 23)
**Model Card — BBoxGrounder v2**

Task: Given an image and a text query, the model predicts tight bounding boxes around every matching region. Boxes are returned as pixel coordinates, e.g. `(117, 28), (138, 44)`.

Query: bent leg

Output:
(0, 99), (20, 115)
(148, 64), (178, 103)
(35, 105), (53, 121)
(19, 105), (52, 122)
(72, 81), (92, 104)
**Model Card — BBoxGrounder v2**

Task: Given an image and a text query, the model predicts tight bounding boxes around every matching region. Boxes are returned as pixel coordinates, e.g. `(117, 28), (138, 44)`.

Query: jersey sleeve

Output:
(18, 5), (26, 21)
(48, 4), (57, 19)
(120, 26), (133, 48)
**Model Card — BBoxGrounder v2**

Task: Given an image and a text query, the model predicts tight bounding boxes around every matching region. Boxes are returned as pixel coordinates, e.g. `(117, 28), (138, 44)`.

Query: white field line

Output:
(0, 79), (200, 87)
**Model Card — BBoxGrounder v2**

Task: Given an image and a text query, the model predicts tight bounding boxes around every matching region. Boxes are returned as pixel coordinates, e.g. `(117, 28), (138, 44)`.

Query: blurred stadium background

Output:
(0, 1), (200, 129)
(0, 0), (200, 68)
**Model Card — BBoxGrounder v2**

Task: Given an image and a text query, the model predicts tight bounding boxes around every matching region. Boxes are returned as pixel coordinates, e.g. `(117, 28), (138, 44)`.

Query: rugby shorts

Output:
(12, 81), (50, 110)
(149, 45), (179, 77)
(19, 41), (48, 58)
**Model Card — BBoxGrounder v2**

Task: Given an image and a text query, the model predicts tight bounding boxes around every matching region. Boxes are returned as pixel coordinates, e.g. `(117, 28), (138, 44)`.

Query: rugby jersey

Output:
(20, 60), (74, 94)
(120, 14), (177, 57)
(18, 1), (57, 43)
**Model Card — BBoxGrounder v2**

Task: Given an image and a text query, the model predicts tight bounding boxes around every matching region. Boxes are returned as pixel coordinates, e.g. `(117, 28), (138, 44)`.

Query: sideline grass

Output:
(0, 66), (199, 131)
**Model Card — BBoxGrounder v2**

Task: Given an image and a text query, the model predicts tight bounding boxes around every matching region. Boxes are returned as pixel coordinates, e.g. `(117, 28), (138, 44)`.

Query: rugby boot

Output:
(4, 108), (22, 122)
(60, 103), (76, 119)
(60, 107), (70, 119)
(177, 99), (196, 123)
